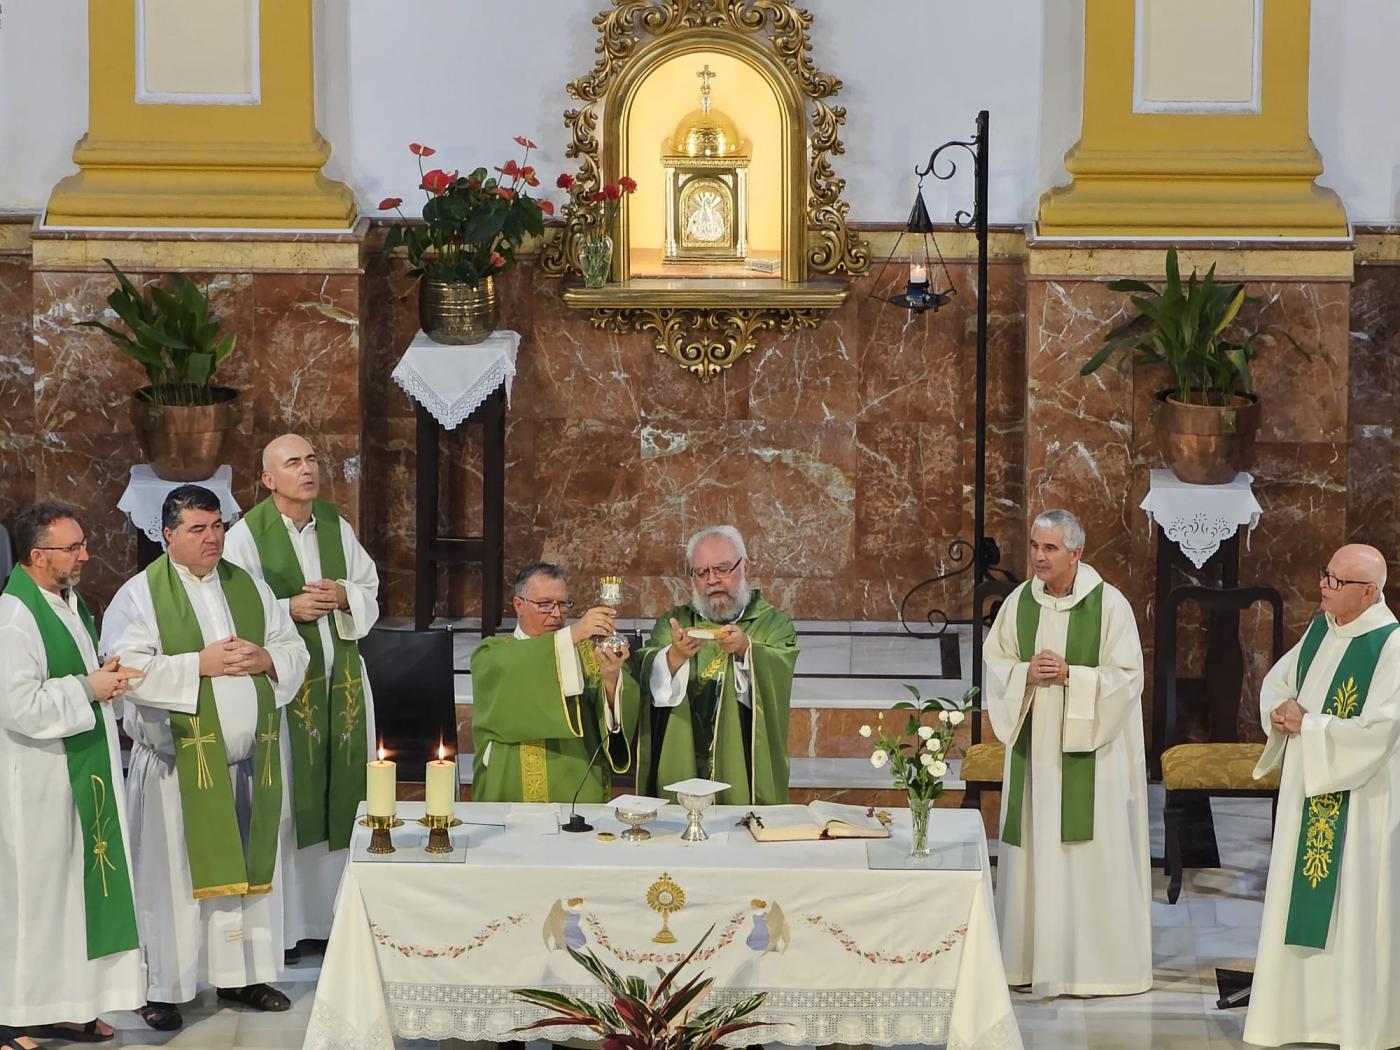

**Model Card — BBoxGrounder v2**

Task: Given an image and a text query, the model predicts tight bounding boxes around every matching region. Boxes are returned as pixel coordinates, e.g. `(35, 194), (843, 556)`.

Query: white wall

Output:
(4, 0), (1398, 226)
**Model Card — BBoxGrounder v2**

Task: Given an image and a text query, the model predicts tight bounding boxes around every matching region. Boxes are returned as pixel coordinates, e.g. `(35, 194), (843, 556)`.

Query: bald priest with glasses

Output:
(638, 526), (799, 806)
(469, 563), (640, 804)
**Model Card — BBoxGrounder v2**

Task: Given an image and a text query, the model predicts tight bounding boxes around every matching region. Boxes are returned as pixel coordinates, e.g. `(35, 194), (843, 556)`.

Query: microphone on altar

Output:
(562, 734), (608, 833)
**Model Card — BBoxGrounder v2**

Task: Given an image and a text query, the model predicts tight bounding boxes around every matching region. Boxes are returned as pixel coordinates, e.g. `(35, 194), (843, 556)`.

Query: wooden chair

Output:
(359, 625), (458, 783)
(1159, 585), (1283, 903)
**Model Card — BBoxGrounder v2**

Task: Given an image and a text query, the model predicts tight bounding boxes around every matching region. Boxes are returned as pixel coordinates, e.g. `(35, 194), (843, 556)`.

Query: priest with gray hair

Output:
(637, 525), (799, 806)
(981, 507), (1151, 997)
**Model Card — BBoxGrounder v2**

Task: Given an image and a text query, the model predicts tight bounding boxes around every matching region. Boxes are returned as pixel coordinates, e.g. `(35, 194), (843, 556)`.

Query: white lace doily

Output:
(1140, 469), (1262, 569)
(390, 329), (520, 430)
(116, 464), (243, 543)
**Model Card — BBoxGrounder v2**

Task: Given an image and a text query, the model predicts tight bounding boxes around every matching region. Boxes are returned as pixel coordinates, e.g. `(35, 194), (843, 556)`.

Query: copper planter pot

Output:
(1155, 390), (1260, 485)
(132, 386), (241, 482)
(419, 277), (498, 345)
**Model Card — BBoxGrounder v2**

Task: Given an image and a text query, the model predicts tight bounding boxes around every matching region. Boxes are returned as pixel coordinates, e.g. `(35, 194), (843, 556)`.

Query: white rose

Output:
(938, 711), (952, 724)
(925, 737), (942, 754)
(919, 752), (935, 767)
(917, 725), (934, 740)
(949, 711), (965, 726)
(870, 749), (889, 769)
(931, 760), (949, 777)
(859, 724), (872, 738)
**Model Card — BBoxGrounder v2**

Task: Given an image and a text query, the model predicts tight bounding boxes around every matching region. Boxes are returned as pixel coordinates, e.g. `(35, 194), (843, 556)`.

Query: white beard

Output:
(691, 577), (751, 624)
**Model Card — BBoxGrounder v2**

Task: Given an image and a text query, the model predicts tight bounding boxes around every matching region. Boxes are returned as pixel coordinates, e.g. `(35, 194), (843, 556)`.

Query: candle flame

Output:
(438, 743), (446, 762)
(378, 746), (386, 762)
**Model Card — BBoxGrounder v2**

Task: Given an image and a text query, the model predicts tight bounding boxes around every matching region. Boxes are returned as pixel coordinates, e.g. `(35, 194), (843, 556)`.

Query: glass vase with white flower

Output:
(860, 685), (979, 858)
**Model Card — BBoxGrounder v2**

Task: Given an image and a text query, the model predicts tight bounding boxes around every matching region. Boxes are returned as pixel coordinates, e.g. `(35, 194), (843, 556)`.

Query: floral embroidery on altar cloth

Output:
(370, 914), (528, 959)
(801, 916), (968, 964)
(582, 910), (749, 964)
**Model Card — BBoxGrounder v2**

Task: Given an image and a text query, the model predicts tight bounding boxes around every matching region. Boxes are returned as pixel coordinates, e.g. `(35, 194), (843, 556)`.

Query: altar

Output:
(302, 802), (1021, 1050)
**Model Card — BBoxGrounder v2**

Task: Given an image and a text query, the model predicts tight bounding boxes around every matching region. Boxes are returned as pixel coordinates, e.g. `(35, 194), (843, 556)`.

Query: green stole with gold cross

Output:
(242, 497), (366, 851)
(3, 568), (140, 958)
(1283, 613), (1398, 948)
(146, 554), (282, 899)
(1001, 580), (1103, 847)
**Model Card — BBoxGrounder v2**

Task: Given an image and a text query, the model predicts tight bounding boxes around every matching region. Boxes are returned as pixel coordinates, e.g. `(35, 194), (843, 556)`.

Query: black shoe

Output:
(217, 984), (291, 1012)
(299, 938), (329, 955)
(284, 945), (303, 966)
(138, 1002), (183, 1031)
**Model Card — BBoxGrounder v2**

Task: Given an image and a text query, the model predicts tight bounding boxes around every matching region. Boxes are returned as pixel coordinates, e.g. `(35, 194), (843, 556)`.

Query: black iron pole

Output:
(969, 111), (990, 698)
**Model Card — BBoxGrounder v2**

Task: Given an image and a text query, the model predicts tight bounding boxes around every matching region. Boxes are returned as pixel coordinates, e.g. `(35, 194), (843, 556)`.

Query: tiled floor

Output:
(73, 794), (1273, 1049)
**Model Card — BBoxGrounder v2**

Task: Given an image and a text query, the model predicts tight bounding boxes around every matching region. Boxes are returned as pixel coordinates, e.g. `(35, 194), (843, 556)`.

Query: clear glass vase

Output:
(579, 233), (613, 288)
(908, 794), (931, 858)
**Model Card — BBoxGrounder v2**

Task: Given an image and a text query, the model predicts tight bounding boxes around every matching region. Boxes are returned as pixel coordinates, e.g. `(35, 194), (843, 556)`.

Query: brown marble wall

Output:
(362, 233), (1028, 622)
(0, 220), (36, 530)
(15, 225), (366, 607)
(1025, 266), (1352, 741)
(1348, 257), (1400, 604)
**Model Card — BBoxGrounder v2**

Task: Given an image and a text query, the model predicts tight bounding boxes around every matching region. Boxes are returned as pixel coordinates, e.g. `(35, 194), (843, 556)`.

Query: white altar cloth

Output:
(390, 329), (520, 429)
(1140, 469), (1261, 569)
(302, 802), (1020, 1050)
(117, 464), (242, 543)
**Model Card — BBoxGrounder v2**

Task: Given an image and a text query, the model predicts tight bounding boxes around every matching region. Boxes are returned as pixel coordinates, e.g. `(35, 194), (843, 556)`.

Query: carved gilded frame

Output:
(541, 0), (869, 380)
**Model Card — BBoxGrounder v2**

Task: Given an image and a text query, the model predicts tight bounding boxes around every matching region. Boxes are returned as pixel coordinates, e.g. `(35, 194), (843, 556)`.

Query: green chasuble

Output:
(637, 592), (798, 806)
(1001, 580), (1103, 847)
(3, 569), (139, 959)
(242, 496), (366, 851)
(1283, 614), (1398, 948)
(146, 555), (283, 899)
(471, 631), (640, 804)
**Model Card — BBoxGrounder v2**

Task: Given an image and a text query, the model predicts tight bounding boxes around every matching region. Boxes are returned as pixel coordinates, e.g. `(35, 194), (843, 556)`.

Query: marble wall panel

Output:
(1348, 264), (1400, 604)
(0, 256), (34, 438)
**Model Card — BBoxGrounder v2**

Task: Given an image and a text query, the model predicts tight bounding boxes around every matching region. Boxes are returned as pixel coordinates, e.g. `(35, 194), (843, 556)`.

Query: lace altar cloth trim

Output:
(376, 982), (1017, 1048)
(1140, 469), (1262, 570)
(116, 464), (242, 543)
(304, 998), (394, 1050)
(390, 330), (520, 430)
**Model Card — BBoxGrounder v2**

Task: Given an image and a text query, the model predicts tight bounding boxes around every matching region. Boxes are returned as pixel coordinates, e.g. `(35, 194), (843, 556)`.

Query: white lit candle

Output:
(367, 745), (396, 818)
(425, 743), (456, 817)
(908, 262), (929, 286)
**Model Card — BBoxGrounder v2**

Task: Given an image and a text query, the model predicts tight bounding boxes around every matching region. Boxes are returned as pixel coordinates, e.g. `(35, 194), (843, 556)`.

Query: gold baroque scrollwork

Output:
(587, 306), (821, 381)
(540, 0), (868, 280)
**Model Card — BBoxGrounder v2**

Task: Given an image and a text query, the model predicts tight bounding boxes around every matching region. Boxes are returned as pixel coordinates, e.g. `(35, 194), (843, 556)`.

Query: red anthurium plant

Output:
(381, 136), (558, 285)
(555, 172), (638, 237)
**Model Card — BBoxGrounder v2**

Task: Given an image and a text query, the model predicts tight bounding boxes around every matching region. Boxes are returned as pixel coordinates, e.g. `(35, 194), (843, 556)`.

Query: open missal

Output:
(743, 801), (892, 842)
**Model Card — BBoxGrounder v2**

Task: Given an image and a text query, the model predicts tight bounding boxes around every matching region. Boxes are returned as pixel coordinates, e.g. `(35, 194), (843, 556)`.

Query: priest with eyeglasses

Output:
(470, 563), (639, 803)
(637, 525), (799, 806)
(1246, 545), (1400, 1050)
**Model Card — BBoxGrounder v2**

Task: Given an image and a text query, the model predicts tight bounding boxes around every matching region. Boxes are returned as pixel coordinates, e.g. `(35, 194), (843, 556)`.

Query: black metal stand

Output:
(413, 389), (506, 637)
(894, 111), (1015, 706)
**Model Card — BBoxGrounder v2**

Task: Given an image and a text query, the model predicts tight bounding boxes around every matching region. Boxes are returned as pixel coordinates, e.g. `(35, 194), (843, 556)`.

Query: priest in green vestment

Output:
(637, 525), (798, 806)
(471, 563), (639, 803)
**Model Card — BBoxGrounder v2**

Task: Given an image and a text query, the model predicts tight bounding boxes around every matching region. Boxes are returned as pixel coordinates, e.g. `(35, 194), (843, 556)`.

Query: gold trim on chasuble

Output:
(1301, 676), (1360, 888)
(520, 742), (550, 803)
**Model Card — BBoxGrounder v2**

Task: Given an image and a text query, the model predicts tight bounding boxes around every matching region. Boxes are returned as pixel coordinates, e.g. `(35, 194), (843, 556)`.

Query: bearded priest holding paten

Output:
(982, 508), (1151, 998)
(1245, 544), (1400, 1050)
(101, 485), (309, 1031)
(638, 526), (798, 806)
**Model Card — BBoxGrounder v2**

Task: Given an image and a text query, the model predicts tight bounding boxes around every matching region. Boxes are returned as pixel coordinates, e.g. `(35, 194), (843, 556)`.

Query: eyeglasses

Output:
(688, 557), (744, 580)
(520, 598), (575, 613)
(35, 540), (88, 555)
(1319, 567), (1371, 591)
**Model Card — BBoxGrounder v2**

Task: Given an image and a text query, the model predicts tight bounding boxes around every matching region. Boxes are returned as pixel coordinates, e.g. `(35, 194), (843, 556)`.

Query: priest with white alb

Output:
(0, 503), (145, 1050)
(101, 485), (309, 1031)
(1245, 544), (1400, 1050)
(982, 508), (1151, 997)
(224, 433), (379, 962)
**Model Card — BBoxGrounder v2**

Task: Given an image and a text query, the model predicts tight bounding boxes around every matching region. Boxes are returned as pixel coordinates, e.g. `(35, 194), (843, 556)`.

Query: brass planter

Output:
(1155, 390), (1261, 485)
(419, 277), (498, 345)
(132, 386), (241, 482)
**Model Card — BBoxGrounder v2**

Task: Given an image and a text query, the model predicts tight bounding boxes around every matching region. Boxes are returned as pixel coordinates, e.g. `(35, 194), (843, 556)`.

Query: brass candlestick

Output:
(360, 812), (402, 855)
(422, 811), (457, 855)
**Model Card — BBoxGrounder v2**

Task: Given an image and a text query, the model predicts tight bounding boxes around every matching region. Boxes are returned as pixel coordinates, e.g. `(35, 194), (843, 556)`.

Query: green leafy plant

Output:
(861, 685), (979, 807)
(513, 929), (768, 1050)
(79, 259), (235, 407)
(1079, 247), (1308, 406)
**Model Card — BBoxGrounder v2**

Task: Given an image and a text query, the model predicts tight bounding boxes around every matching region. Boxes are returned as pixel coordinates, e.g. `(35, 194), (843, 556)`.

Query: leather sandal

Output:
(0, 1026), (37, 1050)
(137, 1002), (183, 1031)
(24, 1019), (114, 1043)
(216, 984), (291, 1012)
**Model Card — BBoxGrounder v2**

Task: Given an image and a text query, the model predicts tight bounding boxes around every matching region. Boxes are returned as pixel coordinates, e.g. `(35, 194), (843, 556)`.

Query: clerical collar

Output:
(1031, 563), (1103, 609)
(1327, 600), (1397, 638)
(172, 559), (218, 583)
(279, 511), (315, 534)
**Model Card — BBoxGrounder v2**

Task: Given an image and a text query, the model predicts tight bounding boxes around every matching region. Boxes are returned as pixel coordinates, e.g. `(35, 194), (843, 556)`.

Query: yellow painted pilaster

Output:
(1038, 0), (1347, 238)
(46, 0), (355, 229)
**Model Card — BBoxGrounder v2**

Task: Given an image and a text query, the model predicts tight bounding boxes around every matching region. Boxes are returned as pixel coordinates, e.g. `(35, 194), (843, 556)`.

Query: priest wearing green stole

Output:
(982, 509), (1149, 997)
(471, 563), (639, 803)
(102, 486), (309, 1031)
(224, 434), (379, 960)
(1246, 544), (1400, 1050)
(0, 504), (145, 1048)
(637, 526), (798, 806)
